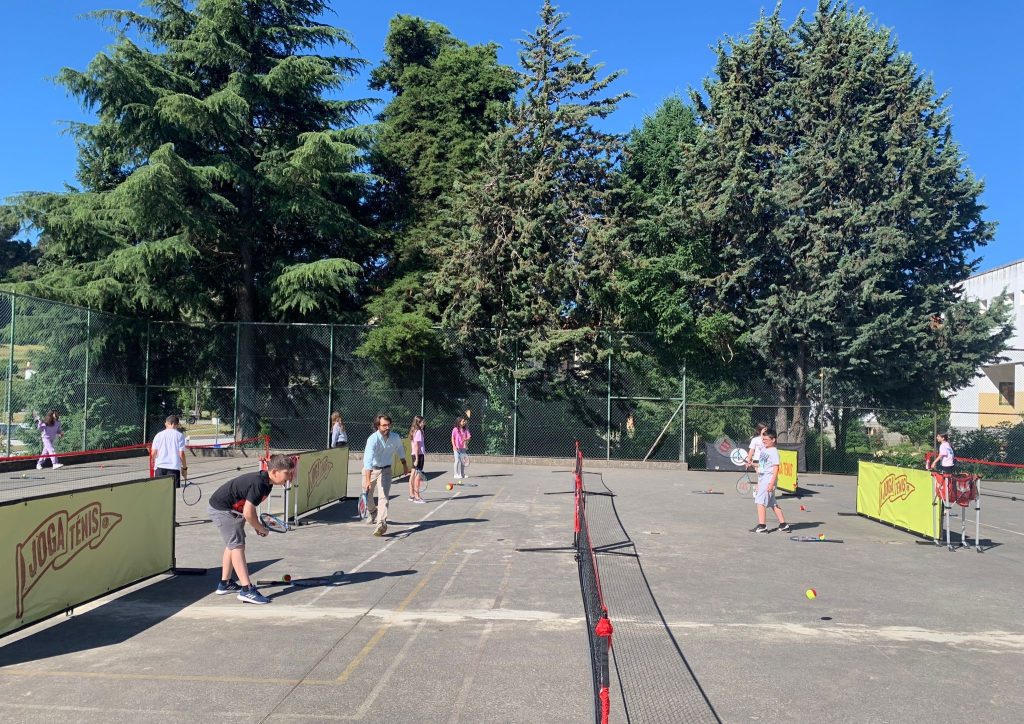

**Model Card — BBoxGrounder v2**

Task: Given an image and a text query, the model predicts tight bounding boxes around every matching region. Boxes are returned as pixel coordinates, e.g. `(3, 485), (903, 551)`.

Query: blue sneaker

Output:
(237, 587), (270, 604)
(215, 580), (241, 595)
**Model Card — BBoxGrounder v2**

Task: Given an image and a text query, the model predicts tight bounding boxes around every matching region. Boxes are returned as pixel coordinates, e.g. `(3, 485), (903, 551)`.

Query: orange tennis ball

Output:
(283, 574), (291, 582)
(446, 483), (454, 491)
(805, 588), (817, 600)
(818, 533), (826, 540)
(799, 505), (806, 511)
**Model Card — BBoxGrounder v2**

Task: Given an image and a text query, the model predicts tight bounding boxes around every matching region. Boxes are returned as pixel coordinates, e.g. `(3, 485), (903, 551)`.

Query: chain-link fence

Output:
(2, 290), (1022, 475)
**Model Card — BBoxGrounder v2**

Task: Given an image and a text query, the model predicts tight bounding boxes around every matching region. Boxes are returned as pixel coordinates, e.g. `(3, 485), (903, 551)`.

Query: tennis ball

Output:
(283, 574), (291, 582)
(799, 505), (806, 511)
(446, 483), (454, 491)
(818, 533), (826, 540)
(805, 588), (817, 600)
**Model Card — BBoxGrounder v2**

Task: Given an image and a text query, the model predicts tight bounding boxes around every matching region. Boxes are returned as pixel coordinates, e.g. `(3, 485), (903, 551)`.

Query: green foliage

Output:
(8, 0), (374, 323)
(433, 1), (630, 382)
(0, 209), (40, 282)
(680, 1), (1011, 443)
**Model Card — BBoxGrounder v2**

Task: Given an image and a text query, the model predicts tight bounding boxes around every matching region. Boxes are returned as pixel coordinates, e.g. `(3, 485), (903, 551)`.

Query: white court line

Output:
(305, 492), (461, 605)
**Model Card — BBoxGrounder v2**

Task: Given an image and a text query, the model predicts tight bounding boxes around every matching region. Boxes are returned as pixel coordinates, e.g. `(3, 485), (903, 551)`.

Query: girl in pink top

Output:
(408, 415), (426, 503)
(36, 410), (64, 469)
(452, 416), (471, 480)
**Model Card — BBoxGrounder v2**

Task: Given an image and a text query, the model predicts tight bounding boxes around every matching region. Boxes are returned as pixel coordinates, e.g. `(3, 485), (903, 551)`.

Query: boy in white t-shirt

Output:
(150, 415), (187, 488)
(753, 428), (790, 534)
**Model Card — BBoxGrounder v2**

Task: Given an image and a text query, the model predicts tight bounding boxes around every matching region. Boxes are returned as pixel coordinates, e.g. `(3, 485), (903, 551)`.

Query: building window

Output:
(998, 381), (1015, 407)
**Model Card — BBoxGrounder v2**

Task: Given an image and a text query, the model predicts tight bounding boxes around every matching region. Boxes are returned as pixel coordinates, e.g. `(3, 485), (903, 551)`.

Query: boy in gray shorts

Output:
(208, 454), (295, 603)
(753, 429), (790, 534)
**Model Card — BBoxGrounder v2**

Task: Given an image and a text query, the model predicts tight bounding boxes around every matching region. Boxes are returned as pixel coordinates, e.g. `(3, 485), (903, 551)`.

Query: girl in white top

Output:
(408, 415), (426, 503)
(330, 411), (348, 448)
(929, 433), (955, 475)
(744, 423), (768, 472)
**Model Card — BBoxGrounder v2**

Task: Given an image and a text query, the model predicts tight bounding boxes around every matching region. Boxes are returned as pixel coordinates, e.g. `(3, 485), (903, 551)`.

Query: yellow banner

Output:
(393, 438), (412, 472)
(1, 478), (174, 637)
(856, 461), (939, 538)
(293, 446), (350, 518)
(777, 449), (798, 493)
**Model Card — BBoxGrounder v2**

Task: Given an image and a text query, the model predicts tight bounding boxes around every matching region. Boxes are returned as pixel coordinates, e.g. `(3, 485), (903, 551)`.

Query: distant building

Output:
(948, 259), (1024, 429)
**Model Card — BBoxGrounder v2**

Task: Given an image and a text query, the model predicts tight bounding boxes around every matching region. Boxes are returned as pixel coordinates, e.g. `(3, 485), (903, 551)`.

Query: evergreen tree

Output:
(9, 0), (372, 322)
(0, 209), (39, 281)
(681, 1), (1010, 444)
(433, 0), (629, 381)
(360, 15), (517, 361)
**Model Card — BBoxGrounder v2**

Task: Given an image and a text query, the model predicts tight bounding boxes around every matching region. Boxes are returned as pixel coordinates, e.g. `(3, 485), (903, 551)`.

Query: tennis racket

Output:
(790, 535), (844, 543)
(259, 512), (288, 533)
(256, 577), (335, 587)
(181, 472), (201, 506)
(357, 491), (368, 520)
(736, 470), (757, 496)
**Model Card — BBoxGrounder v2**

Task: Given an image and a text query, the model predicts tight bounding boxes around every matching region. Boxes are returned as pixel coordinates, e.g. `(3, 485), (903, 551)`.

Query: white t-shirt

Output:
(938, 441), (955, 467)
(758, 447), (780, 485)
(748, 435), (766, 470)
(152, 428), (186, 470)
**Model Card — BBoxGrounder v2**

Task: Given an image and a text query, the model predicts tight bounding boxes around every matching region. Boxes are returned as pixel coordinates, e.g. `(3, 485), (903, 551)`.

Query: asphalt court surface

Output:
(1, 462), (1023, 723)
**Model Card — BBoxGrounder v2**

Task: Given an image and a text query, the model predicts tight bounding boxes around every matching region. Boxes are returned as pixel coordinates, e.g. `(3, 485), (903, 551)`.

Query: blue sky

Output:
(2, 1), (1021, 272)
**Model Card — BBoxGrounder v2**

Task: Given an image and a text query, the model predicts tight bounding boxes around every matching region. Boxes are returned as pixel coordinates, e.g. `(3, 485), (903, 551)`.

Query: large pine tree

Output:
(11, 0), (372, 322)
(359, 15), (517, 361)
(433, 0), (629, 380)
(682, 1), (1010, 444)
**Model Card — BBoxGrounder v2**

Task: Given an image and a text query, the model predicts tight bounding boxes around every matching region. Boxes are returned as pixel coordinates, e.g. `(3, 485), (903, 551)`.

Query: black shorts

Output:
(412, 453), (424, 472)
(156, 467), (182, 488)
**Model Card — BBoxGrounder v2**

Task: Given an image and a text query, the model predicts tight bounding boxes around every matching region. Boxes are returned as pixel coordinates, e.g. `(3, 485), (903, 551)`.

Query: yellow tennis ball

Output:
(446, 483), (454, 491)
(818, 533), (826, 540)
(805, 588), (817, 600)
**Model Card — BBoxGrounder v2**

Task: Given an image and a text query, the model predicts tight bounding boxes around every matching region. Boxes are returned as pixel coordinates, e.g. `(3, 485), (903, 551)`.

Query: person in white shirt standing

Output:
(362, 414), (410, 537)
(744, 423), (768, 473)
(151, 415), (187, 488)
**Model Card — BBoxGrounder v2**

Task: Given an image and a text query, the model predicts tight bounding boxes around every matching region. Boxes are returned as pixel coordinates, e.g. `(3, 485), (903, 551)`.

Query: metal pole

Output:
(819, 370), (825, 475)
(327, 324), (334, 448)
(680, 363), (687, 463)
(606, 337), (612, 461)
(142, 320), (151, 443)
(420, 355), (425, 417)
(512, 339), (518, 459)
(5, 294), (15, 457)
(232, 322), (241, 439)
(83, 310), (91, 450)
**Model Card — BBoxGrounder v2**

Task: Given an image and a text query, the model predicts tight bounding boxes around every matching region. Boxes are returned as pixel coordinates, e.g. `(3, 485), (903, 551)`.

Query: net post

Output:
(595, 609), (613, 724)
(5, 292), (14, 458)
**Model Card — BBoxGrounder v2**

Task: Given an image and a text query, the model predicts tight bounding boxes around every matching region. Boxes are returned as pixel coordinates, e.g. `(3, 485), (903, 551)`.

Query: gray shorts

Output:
(209, 506), (246, 549)
(755, 481), (777, 508)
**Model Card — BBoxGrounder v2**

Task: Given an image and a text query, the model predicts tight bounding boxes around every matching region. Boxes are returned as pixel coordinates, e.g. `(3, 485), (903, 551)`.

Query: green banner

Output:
(1, 477), (174, 637)
(856, 461), (939, 538)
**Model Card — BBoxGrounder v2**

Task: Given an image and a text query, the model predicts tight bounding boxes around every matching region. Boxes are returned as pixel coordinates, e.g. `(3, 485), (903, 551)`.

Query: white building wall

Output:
(947, 259), (1024, 429)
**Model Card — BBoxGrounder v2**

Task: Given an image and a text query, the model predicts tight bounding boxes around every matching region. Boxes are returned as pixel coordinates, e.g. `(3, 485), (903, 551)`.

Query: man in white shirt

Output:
(363, 414), (410, 537)
(151, 415), (187, 488)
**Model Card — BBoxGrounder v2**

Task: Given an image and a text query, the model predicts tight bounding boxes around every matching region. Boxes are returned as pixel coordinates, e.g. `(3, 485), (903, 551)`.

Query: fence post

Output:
(83, 309), (91, 450)
(142, 320), (151, 444)
(232, 321), (241, 438)
(819, 370), (825, 475)
(420, 355), (425, 417)
(680, 363), (687, 463)
(327, 324), (335, 448)
(512, 338), (518, 459)
(5, 294), (14, 457)
(606, 337), (612, 461)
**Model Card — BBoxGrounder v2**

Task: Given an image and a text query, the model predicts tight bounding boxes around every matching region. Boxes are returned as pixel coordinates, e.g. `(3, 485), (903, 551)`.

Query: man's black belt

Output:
(372, 465), (391, 470)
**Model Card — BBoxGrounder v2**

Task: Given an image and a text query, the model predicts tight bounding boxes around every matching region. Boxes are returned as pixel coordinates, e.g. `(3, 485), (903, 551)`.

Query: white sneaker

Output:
(36, 463), (43, 470)
(52, 463), (64, 469)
